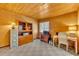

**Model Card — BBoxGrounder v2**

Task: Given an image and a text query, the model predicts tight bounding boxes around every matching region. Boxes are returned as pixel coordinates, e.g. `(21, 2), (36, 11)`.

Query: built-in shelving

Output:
(18, 21), (33, 45)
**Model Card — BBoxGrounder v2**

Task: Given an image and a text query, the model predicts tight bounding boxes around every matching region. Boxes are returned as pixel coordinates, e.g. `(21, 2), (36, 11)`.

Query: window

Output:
(39, 21), (49, 33)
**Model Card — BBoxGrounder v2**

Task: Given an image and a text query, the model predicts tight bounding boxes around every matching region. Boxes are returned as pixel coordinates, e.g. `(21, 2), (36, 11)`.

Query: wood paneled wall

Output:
(0, 11), (38, 47)
(39, 12), (77, 37)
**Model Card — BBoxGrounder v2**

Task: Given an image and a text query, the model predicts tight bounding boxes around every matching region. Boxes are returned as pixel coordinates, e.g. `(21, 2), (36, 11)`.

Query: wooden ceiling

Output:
(0, 3), (78, 20)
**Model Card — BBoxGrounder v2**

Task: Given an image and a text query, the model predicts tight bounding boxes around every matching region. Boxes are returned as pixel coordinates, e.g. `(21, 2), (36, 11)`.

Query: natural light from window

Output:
(39, 21), (49, 33)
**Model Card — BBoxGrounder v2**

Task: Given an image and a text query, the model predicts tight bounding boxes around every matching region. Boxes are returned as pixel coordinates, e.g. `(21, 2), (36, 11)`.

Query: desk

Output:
(53, 35), (78, 54)
(68, 37), (77, 54)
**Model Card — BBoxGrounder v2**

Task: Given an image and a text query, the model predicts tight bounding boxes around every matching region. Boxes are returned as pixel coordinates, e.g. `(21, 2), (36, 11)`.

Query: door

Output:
(10, 26), (18, 48)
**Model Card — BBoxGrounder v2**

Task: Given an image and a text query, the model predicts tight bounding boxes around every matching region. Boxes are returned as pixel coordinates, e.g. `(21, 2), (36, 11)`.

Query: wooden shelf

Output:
(18, 21), (33, 46)
(19, 30), (32, 33)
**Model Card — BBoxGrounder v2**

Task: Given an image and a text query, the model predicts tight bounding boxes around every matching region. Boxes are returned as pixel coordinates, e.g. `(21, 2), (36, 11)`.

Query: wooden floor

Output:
(0, 39), (73, 56)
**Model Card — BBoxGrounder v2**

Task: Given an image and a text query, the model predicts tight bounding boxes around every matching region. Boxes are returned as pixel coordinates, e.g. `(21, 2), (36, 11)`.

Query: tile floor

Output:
(0, 39), (73, 56)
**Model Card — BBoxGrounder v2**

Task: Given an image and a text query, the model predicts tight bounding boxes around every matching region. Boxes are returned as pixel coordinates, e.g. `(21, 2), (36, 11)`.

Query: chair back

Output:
(58, 32), (67, 44)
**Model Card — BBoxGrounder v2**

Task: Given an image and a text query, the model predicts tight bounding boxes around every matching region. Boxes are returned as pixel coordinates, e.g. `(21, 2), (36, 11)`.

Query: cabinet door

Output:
(10, 26), (18, 48)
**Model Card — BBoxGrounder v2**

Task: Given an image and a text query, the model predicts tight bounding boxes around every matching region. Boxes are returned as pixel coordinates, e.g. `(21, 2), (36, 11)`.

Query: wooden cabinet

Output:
(18, 21), (33, 46)
(19, 35), (33, 45)
(41, 34), (49, 43)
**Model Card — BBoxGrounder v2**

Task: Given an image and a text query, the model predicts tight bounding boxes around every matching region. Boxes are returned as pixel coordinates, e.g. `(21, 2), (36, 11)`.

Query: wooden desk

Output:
(53, 35), (78, 54)
(68, 37), (77, 54)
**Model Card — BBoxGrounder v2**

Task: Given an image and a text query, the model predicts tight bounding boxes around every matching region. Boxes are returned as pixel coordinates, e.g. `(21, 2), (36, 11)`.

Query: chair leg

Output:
(75, 41), (77, 54)
(58, 43), (60, 48)
(50, 41), (52, 44)
(53, 39), (54, 46)
(53, 42), (54, 46)
(66, 45), (68, 51)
